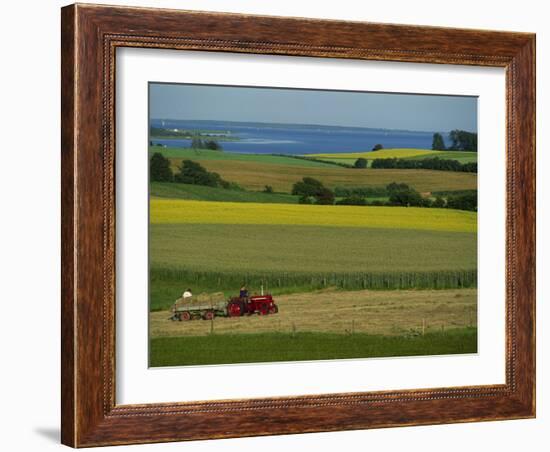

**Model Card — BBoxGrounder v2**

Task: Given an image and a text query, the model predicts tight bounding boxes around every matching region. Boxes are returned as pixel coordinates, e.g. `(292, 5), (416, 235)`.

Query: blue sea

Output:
(149, 119), (448, 155)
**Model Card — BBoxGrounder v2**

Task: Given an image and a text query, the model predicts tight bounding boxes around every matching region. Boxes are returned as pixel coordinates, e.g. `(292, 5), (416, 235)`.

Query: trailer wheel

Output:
(203, 310), (215, 320)
(269, 304), (279, 314)
(180, 311), (191, 321)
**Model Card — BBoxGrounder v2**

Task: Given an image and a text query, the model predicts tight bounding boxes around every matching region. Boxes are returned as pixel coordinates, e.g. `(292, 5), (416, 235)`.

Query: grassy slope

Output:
(150, 224), (477, 273)
(151, 182), (299, 204)
(149, 146), (332, 167)
(149, 328), (477, 366)
(150, 199), (477, 233)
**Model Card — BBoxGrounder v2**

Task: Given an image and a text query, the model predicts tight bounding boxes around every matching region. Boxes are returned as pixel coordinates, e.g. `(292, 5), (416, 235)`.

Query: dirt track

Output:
(149, 288), (477, 338)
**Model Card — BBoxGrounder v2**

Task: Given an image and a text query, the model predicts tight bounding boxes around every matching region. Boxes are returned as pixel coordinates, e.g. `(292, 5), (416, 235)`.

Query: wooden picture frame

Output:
(61, 3), (535, 447)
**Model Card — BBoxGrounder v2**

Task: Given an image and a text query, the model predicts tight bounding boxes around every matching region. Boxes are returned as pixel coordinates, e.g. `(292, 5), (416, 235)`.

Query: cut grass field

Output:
(149, 328), (477, 366)
(150, 288), (477, 337)
(150, 199), (477, 233)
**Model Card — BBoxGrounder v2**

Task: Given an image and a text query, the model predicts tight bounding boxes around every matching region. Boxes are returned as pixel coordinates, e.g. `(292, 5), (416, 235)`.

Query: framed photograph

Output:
(61, 3), (536, 447)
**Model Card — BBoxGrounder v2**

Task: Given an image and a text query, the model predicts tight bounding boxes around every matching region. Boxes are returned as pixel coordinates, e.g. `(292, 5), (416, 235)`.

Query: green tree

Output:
(175, 160), (224, 187)
(386, 182), (423, 207)
(149, 152), (173, 182)
(448, 130), (478, 152)
(354, 157), (368, 168)
(292, 177), (334, 205)
(315, 187), (335, 205)
(204, 140), (223, 151)
(263, 185), (274, 193)
(432, 133), (446, 150)
(433, 196), (446, 208)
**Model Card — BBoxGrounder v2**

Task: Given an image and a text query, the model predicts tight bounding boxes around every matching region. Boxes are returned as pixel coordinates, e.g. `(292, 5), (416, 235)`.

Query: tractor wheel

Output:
(180, 311), (191, 321)
(259, 303), (269, 315)
(203, 310), (215, 320)
(227, 301), (243, 317)
(269, 304), (279, 314)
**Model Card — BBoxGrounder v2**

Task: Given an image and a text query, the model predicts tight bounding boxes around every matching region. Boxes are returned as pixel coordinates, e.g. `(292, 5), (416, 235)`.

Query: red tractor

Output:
(226, 294), (279, 317)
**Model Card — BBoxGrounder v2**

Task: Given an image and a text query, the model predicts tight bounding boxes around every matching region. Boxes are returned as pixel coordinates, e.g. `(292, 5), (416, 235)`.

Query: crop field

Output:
(308, 149), (478, 164)
(150, 224), (476, 273)
(149, 220), (477, 311)
(165, 158), (477, 192)
(150, 199), (477, 233)
(149, 288), (477, 366)
(308, 148), (437, 159)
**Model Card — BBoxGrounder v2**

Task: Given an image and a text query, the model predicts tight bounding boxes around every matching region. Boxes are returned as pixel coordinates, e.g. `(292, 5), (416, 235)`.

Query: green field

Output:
(149, 221), (476, 311)
(151, 182), (299, 204)
(150, 328), (477, 366)
(150, 224), (476, 273)
(149, 146), (332, 168)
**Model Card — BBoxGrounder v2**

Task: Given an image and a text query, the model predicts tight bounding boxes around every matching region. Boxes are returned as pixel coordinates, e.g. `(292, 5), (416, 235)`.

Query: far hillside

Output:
(307, 148), (478, 166)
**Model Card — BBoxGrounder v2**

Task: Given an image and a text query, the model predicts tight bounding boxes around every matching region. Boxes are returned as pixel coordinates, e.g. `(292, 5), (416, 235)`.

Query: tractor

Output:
(226, 293), (279, 317)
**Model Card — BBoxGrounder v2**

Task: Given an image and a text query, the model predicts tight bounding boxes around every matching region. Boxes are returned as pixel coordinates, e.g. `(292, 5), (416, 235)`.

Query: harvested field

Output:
(150, 288), (477, 338)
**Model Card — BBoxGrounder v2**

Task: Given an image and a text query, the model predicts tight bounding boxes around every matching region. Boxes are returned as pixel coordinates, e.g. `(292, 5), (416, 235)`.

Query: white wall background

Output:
(0, 1), (546, 451)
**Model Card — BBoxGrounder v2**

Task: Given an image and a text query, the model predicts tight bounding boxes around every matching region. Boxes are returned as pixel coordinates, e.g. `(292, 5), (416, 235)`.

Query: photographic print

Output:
(148, 83), (478, 367)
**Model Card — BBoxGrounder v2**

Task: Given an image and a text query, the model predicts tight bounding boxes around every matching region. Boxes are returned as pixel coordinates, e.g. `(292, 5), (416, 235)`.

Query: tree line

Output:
(432, 130), (477, 152)
(370, 157), (477, 173)
(291, 177), (476, 211)
(150, 153), (238, 189)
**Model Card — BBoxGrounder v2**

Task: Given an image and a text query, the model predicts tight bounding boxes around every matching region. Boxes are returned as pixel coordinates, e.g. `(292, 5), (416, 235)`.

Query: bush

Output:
(336, 195), (367, 206)
(354, 158), (368, 168)
(446, 192), (477, 211)
(372, 144), (384, 151)
(263, 185), (274, 193)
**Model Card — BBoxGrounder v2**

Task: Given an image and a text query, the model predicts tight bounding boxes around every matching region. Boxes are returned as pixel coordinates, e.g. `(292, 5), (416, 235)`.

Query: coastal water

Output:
(150, 119), (448, 155)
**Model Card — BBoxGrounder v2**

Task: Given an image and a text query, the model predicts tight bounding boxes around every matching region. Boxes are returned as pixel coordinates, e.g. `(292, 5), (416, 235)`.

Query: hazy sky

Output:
(150, 83), (477, 132)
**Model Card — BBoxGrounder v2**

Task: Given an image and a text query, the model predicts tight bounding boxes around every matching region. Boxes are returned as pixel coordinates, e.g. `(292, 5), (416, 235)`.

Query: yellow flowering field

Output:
(150, 199), (477, 233)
